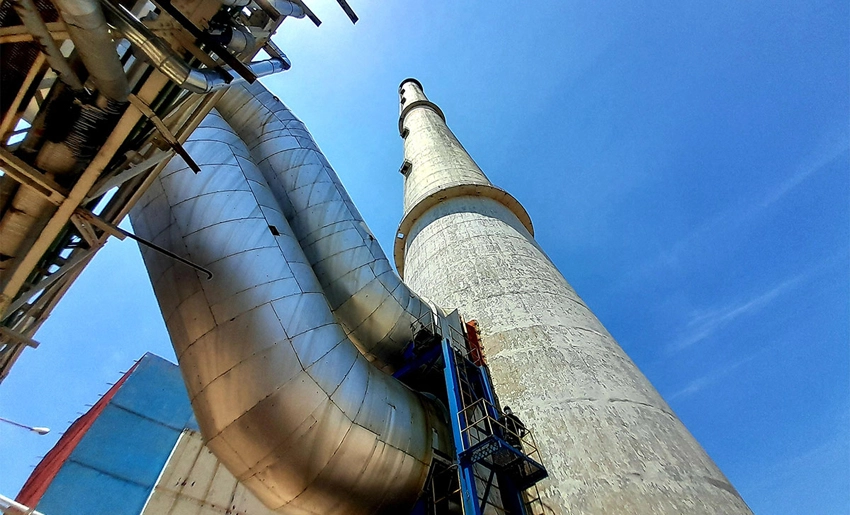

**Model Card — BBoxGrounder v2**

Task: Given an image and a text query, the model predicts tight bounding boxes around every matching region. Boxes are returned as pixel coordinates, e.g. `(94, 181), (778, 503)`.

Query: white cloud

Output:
(669, 272), (806, 352)
(667, 353), (759, 400)
(669, 249), (845, 353)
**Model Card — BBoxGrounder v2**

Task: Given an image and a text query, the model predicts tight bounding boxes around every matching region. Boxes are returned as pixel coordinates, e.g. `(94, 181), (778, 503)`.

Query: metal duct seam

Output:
(217, 82), (435, 372)
(129, 110), (450, 514)
(102, 2), (289, 94)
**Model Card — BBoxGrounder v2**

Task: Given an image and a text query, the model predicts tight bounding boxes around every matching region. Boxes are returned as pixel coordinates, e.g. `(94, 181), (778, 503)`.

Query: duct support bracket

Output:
(334, 0), (358, 23)
(0, 22), (69, 44)
(72, 208), (213, 280)
(150, 0), (257, 83)
(85, 149), (175, 201)
(127, 94), (201, 173)
(0, 147), (69, 205)
(289, 0), (321, 26)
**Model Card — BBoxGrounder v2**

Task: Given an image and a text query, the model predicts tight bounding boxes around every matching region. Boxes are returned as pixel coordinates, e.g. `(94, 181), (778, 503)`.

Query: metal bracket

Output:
(86, 149), (174, 201)
(0, 147), (69, 205)
(1, 247), (95, 322)
(127, 94), (200, 173)
(151, 0), (256, 83)
(290, 0), (321, 26)
(335, 0), (358, 23)
(73, 209), (213, 280)
(0, 326), (40, 348)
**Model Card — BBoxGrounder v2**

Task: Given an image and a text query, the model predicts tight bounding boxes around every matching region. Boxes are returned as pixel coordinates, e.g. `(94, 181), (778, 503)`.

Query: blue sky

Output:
(1, 1), (847, 513)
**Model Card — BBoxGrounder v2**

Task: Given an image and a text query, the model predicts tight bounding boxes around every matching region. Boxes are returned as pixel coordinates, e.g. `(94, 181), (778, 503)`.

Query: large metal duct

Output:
(217, 82), (434, 371)
(129, 110), (451, 514)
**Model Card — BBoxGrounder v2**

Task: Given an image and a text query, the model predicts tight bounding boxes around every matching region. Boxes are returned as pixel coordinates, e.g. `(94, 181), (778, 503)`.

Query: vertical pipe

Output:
(11, 0), (84, 92)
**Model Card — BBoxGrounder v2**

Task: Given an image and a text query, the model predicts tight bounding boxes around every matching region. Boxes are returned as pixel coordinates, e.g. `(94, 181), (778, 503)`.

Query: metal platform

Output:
(0, 0), (355, 382)
(400, 310), (549, 515)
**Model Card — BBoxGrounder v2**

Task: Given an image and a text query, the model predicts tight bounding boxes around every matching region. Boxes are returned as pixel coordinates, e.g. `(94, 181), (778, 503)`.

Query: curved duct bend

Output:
(129, 111), (450, 514)
(102, 2), (289, 94)
(217, 82), (435, 371)
(52, 0), (129, 101)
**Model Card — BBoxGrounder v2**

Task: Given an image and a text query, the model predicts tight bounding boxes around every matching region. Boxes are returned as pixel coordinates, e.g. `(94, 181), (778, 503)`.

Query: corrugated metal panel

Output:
(109, 353), (196, 431)
(16, 361), (139, 507)
(22, 353), (197, 515)
(142, 430), (276, 515)
(37, 461), (154, 514)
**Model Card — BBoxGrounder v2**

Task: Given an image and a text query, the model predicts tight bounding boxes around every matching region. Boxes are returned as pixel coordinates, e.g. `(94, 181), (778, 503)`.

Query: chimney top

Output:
(399, 78), (423, 93)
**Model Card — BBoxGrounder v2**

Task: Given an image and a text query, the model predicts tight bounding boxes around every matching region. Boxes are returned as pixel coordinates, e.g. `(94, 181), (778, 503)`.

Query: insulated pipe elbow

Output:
(130, 111), (450, 514)
(217, 82), (436, 371)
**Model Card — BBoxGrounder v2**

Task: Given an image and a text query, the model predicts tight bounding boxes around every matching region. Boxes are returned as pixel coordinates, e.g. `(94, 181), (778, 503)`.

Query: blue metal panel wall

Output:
(36, 354), (195, 515)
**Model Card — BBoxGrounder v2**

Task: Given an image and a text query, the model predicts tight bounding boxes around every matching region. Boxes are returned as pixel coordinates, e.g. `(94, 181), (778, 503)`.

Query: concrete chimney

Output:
(394, 78), (752, 514)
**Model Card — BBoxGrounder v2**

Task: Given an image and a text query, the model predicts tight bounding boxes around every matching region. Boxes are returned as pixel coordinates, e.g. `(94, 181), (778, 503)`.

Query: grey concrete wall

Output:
(398, 80), (752, 514)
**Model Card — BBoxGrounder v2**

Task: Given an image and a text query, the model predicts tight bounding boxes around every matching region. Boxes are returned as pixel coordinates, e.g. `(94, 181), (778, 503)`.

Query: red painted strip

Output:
(466, 320), (485, 366)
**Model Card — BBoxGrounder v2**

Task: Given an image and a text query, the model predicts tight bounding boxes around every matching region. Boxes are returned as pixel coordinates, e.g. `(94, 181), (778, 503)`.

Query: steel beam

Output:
(0, 74), (169, 318)
(0, 147), (69, 204)
(0, 326), (40, 348)
(0, 53), (46, 143)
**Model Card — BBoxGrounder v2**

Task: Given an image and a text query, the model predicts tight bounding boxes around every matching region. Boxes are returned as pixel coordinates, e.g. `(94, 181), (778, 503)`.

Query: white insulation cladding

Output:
(129, 89), (451, 514)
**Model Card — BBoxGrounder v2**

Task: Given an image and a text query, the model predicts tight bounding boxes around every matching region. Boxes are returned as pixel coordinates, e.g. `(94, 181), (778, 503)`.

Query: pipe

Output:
(102, 2), (289, 94)
(272, 0), (306, 18)
(11, 0), (84, 92)
(0, 492), (46, 515)
(222, 24), (256, 55)
(129, 110), (450, 514)
(52, 0), (130, 101)
(253, 0), (306, 20)
(217, 82), (437, 371)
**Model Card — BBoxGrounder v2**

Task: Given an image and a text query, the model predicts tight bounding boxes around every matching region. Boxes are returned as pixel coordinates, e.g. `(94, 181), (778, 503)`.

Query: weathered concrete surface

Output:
(397, 79), (753, 514)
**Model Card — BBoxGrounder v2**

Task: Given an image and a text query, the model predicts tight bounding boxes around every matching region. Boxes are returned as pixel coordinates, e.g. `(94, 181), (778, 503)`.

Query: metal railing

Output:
(458, 399), (544, 468)
(0, 493), (46, 515)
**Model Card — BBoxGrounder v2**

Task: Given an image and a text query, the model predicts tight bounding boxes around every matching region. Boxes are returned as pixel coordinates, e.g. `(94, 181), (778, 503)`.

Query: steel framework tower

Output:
(394, 79), (752, 514)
